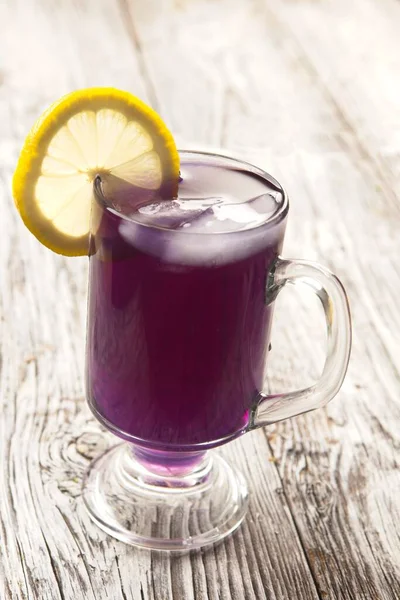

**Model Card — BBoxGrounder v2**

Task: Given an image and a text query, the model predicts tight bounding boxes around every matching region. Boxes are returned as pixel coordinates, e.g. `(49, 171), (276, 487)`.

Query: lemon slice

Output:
(12, 88), (180, 256)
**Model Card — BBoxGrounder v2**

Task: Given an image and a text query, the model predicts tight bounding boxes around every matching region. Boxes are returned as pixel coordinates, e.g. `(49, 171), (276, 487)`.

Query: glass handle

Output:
(252, 258), (352, 427)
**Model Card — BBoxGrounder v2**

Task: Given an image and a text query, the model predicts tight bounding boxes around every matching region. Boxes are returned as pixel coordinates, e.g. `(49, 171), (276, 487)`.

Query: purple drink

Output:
(86, 153), (287, 450)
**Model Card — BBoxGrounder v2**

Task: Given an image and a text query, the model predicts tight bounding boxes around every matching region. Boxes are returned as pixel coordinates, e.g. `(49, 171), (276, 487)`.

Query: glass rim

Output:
(93, 150), (289, 236)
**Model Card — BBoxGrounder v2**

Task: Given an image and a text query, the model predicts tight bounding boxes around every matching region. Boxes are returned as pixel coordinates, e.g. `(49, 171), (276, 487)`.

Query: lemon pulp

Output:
(12, 88), (179, 256)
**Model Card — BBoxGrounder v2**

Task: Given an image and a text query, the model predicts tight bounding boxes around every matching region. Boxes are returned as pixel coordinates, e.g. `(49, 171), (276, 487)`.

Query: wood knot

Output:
(75, 432), (110, 460)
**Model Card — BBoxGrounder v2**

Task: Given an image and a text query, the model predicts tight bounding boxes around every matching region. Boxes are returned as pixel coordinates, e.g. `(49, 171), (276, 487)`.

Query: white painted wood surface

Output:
(1, 0), (399, 598)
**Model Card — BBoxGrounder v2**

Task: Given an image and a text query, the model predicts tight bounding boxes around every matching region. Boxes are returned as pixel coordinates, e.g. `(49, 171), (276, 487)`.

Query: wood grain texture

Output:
(0, 0), (399, 599)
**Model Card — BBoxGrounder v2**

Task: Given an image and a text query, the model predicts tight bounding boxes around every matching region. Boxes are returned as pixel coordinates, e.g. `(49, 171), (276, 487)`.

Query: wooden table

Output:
(1, 0), (399, 598)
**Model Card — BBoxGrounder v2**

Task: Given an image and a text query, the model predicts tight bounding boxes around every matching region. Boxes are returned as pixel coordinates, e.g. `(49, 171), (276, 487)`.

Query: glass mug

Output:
(82, 151), (351, 551)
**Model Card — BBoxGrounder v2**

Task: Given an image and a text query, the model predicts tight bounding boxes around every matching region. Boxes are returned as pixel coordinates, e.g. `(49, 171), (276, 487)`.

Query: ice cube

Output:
(133, 198), (223, 230)
(214, 193), (277, 229)
(185, 193), (278, 233)
(118, 192), (282, 267)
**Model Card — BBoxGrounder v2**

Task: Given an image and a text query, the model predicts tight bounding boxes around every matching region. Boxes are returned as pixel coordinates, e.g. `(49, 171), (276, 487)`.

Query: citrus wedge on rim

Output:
(12, 88), (180, 256)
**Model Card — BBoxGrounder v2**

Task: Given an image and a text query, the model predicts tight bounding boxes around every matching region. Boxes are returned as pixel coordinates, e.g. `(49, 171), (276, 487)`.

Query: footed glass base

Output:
(82, 443), (248, 551)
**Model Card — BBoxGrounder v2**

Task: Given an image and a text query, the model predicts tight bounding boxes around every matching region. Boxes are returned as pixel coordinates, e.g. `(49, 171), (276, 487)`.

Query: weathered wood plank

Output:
(0, 0), (154, 598)
(266, 0), (400, 213)
(1, 0), (399, 598)
(127, 0), (400, 596)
